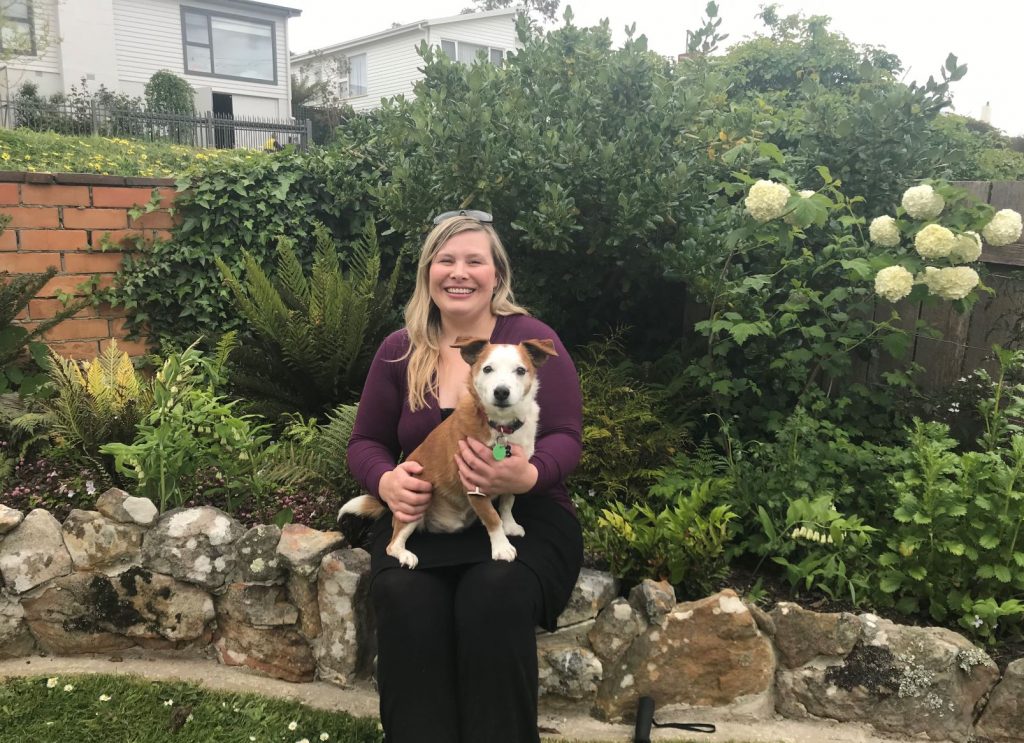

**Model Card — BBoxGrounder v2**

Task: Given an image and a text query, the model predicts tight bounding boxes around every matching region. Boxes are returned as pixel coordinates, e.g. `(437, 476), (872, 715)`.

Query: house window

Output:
(0, 0), (35, 55)
(439, 39), (504, 66)
(181, 7), (276, 83)
(347, 53), (367, 96)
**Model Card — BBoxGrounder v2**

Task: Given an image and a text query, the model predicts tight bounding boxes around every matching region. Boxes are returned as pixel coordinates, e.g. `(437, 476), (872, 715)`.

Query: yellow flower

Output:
(1, 152), (9, 161)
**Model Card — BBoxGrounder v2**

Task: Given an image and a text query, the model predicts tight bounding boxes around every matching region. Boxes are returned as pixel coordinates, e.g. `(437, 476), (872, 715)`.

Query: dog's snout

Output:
(493, 386), (510, 403)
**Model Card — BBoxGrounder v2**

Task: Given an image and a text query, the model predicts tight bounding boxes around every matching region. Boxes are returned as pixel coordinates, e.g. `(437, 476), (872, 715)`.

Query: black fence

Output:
(0, 99), (311, 150)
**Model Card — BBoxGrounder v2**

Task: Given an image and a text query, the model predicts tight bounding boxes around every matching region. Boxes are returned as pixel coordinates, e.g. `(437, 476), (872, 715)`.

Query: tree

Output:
(144, 70), (195, 114)
(463, 0), (560, 23)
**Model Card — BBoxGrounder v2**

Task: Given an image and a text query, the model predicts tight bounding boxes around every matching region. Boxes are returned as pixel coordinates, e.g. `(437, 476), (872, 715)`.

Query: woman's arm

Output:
(527, 330), (583, 494)
(347, 337), (405, 499)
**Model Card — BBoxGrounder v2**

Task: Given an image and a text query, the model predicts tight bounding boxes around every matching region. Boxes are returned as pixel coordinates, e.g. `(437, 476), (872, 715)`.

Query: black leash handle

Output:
(634, 695), (716, 741)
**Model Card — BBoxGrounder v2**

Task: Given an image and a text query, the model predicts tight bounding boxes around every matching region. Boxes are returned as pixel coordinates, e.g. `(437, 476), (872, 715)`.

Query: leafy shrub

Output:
(100, 343), (276, 513)
(144, 70), (195, 114)
(568, 332), (685, 503)
(216, 221), (399, 420)
(10, 341), (151, 472)
(586, 477), (736, 597)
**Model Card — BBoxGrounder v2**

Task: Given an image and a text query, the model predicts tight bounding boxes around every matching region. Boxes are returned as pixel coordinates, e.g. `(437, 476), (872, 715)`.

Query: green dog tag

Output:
(492, 443), (509, 461)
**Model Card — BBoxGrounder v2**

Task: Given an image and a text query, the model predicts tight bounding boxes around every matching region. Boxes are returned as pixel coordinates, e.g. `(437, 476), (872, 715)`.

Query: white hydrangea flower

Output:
(902, 184), (945, 219)
(919, 266), (980, 300)
(914, 223), (955, 259)
(744, 179), (791, 222)
(874, 265), (915, 302)
(981, 208), (1023, 247)
(950, 231), (982, 263)
(869, 215), (901, 247)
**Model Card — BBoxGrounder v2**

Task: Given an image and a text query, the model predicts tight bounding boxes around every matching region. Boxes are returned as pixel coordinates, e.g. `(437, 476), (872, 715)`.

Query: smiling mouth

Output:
(445, 287), (474, 295)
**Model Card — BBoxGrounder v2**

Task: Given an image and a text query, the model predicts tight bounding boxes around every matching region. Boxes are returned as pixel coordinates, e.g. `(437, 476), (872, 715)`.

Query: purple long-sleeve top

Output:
(347, 313), (582, 516)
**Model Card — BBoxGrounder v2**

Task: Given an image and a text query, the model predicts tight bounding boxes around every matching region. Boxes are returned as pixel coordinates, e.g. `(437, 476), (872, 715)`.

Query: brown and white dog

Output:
(339, 337), (557, 568)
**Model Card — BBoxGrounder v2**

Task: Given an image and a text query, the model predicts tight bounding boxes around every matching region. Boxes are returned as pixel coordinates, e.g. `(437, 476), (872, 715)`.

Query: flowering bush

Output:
(869, 215), (901, 247)
(914, 223), (955, 259)
(951, 231), (983, 263)
(901, 184), (945, 219)
(919, 266), (980, 300)
(744, 179), (791, 222)
(874, 265), (915, 302)
(982, 208), (1024, 247)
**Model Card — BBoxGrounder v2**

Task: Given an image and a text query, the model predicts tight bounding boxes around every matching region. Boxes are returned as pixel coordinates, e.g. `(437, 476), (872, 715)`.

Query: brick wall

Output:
(1, 171), (180, 359)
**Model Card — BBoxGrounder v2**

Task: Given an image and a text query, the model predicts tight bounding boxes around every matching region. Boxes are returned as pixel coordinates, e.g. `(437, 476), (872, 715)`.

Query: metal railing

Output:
(0, 99), (312, 150)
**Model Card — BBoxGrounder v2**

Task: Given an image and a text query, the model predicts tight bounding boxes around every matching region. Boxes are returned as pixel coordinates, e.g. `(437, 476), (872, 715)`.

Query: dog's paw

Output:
(389, 547), (419, 569)
(502, 520), (525, 538)
(491, 539), (517, 562)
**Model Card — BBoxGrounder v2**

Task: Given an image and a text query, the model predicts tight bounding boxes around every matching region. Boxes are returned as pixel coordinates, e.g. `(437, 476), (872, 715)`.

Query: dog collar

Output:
(488, 419), (524, 435)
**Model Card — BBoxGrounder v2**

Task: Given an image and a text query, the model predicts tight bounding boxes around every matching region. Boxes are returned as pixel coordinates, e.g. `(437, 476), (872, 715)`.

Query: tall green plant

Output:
(216, 221), (399, 420)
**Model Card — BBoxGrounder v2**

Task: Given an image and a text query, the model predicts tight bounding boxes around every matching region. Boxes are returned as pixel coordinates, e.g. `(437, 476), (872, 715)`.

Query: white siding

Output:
(346, 30), (426, 113)
(111, 0), (291, 117)
(1, 0), (62, 98)
(428, 15), (519, 56)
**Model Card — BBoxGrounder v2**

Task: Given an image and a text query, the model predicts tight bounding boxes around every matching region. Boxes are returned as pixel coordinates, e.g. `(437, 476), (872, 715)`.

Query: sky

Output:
(286, 0), (1022, 137)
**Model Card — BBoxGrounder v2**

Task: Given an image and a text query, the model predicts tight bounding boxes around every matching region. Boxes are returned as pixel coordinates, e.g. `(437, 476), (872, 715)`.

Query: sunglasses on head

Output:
(432, 209), (493, 225)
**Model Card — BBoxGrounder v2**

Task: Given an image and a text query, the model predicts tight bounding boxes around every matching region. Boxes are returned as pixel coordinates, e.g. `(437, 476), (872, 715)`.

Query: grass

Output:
(0, 128), (265, 179)
(0, 672), (768, 743)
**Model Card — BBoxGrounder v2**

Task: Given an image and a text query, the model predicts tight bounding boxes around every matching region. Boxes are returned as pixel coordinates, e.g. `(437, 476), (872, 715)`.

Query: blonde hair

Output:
(403, 216), (528, 410)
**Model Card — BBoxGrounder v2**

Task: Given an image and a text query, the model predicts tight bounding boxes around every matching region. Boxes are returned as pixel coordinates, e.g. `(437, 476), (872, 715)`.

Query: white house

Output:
(291, 8), (520, 113)
(0, 0), (301, 120)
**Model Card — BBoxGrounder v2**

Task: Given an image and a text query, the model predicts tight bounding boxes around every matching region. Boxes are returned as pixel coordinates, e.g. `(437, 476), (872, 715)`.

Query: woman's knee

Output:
(371, 567), (451, 616)
(454, 561), (542, 627)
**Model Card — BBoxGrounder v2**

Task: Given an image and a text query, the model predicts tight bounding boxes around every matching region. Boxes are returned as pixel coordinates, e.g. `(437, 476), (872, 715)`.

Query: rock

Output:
(275, 524), (344, 578)
(62, 510), (144, 573)
(769, 601), (860, 668)
(587, 598), (644, 666)
(21, 568), (215, 654)
(627, 579), (676, 626)
(96, 488), (158, 526)
(595, 589), (775, 722)
(141, 507), (244, 590)
(228, 525), (286, 584)
(0, 504), (24, 535)
(557, 568), (619, 627)
(776, 614), (999, 742)
(538, 642), (602, 700)
(0, 509), (73, 593)
(214, 608), (316, 683)
(0, 590), (35, 658)
(315, 549), (373, 684)
(287, 573), (322, 640)
(217, 583), (298, 626)
(976, 658), (1024, 743)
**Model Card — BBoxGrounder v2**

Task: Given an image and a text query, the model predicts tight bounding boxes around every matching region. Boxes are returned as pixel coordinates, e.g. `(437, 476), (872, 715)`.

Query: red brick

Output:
(150, 229), (175, 242)
(95, 229), (146, 249)
(102, 337), (150, 356)
(129, 210), (177, 229)
(4, 206), (60, 228)
(0, 230), (15, 250)
(42, 317), (110, 341)
(28, 298), (96, 320)
(156, 188), (178, 208)
(62, 208), (128, 230)
(65, 252), (125, 273)
(92, 186), (157, 209)
(22, 184), (90, 207)
(39, 273), (100, 297)
(0, 183), (19, 206)
(47, 340), (102, 360)
(97, 302), (127, 319)
(18, 229), (89, 250)
(14, 309), (29, 322)
(3, 252), (61, 272)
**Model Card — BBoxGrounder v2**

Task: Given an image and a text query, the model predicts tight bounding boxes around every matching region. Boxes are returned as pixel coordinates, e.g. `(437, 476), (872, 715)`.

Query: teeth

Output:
(446, 288), (473, 294)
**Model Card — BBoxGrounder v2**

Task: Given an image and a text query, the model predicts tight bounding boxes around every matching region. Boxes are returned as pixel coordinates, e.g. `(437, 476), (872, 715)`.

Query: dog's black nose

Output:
(493, 386), (510, 402)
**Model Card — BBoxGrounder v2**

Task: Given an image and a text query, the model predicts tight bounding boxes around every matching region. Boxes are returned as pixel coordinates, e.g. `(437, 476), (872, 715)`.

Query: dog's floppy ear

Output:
(522, 338), (558, 367)
(452, 336), (489, 365)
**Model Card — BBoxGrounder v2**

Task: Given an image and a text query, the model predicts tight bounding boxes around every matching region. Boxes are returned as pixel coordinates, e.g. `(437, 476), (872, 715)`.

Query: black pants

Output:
(371, 560), (545, 743)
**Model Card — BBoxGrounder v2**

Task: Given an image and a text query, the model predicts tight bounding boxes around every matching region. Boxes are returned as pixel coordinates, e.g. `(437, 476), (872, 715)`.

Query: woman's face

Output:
(428, 230), (498, 324)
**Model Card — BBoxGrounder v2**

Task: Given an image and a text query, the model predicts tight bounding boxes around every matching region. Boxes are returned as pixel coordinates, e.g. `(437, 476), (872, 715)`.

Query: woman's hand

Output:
(378, 461), (433, 523)
(456, 438), (539, 496)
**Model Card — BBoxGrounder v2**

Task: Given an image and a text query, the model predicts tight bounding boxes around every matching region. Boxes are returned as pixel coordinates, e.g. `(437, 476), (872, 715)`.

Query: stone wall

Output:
(1, 171), (178, 358)
(0, 494), (1021, 743)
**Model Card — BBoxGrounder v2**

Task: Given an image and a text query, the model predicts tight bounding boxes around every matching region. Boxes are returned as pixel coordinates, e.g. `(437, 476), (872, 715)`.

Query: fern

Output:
(216, 220), (400, 421)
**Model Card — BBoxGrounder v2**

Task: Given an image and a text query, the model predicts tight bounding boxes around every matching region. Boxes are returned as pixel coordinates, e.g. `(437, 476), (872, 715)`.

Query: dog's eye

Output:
(482, 365), (493, 373)
(515, 367), (527, 376)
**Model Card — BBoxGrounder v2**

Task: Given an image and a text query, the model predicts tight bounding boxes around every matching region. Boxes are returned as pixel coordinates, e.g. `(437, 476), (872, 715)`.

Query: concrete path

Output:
(0, 652), (925, 742)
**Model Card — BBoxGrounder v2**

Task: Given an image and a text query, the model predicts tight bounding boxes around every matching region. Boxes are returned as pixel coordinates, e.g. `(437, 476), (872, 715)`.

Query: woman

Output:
(347, 210), (584, 743)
